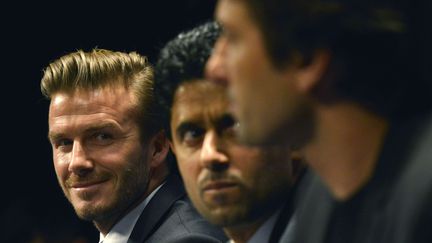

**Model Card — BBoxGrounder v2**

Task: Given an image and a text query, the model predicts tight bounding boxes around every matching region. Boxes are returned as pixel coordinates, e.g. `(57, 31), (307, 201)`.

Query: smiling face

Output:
(170, 80), (293, 227)
(48, 84), (152, 229)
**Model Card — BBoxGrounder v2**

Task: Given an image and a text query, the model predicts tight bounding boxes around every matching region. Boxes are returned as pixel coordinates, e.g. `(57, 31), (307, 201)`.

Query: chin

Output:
(74, 204), (98, 220)
(204, 206), (249, 227)
(72, 200), (111, 221)
(75, 208), (98, 221)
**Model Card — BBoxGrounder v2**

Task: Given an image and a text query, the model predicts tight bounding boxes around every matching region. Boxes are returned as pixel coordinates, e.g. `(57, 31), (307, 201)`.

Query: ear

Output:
(293, 50), (331, 94)
(147, 130), (170, 168)
(169, 140), (176, 155)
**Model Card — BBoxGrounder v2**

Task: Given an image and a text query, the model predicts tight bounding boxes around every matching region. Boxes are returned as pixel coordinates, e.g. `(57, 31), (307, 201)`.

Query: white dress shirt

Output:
(99, 183), (164, 243)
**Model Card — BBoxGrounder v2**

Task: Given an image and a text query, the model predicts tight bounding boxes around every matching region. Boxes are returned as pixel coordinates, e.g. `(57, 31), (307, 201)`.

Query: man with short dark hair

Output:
(155, 21), (303, 243)
(207, 0), (432, 242)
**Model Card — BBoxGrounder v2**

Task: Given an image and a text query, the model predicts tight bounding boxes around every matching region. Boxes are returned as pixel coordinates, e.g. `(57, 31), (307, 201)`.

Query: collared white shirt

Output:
(228, 208), (282, 243)
(99, 183), (164, 243)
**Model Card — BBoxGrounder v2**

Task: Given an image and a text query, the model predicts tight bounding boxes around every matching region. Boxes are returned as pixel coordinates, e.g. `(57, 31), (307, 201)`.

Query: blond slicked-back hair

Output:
(41, 48), (162, 139)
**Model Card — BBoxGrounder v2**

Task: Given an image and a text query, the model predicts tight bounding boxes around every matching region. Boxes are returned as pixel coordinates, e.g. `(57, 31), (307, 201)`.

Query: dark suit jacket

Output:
(283, 113), (432, 243)
(127, 174), (228, 243)
(268, 175), (300, 243)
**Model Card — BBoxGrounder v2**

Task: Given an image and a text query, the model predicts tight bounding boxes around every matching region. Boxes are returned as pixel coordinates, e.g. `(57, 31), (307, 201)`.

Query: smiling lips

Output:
(72, 181), (103, 188)
(68, 178), (110, 189)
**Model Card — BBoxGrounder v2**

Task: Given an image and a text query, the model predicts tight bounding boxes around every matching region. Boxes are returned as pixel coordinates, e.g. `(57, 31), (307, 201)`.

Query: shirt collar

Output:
(99, 182), (165, 243)
(247, 209), (281, 243)
(228, 208), (282, 243)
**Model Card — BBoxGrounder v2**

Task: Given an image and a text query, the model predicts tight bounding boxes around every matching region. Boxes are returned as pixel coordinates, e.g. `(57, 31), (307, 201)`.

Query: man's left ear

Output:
(169, 140), (176, 155)
(293, 49), (331, 93)
(148, 130), (170, 168)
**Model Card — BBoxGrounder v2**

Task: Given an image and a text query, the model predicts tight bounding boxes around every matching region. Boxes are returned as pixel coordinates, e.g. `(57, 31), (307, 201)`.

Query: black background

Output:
(0, 1), (216, 242)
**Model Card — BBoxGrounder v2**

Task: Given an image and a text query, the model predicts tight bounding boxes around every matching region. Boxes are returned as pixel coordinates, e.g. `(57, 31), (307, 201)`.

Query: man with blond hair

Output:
(41, 49), (227, 243)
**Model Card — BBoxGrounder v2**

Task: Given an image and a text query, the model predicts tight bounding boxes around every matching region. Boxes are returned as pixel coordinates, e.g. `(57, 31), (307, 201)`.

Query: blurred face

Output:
(48, 85), (151, 225)
(209, 0), (313, 146)
(171, 81), (293, 227)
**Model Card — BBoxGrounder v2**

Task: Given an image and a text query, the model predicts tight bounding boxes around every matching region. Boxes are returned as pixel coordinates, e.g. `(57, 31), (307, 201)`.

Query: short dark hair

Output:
(243, 0), (432, 118)
(154, 21), (221, 136)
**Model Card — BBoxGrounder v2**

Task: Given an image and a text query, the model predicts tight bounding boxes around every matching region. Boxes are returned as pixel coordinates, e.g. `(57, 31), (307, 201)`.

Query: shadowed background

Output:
(0, 1), (215, 242)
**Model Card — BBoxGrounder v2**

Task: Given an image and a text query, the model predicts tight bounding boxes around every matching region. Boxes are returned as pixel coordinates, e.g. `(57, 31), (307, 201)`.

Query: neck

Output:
(305, 102), (388, 200)
(95, 168), (169, 235)
(94, 192), (148, 236)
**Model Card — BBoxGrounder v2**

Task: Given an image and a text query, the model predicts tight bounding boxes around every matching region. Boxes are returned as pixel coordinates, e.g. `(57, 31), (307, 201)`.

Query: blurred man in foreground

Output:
(208, 0), (432, 242)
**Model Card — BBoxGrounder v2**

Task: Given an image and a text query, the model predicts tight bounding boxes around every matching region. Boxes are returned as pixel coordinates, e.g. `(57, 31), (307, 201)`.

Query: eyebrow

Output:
(47, 132), (65, 143)
(174, 113), (235, 136)
(48, 122), (119, 142)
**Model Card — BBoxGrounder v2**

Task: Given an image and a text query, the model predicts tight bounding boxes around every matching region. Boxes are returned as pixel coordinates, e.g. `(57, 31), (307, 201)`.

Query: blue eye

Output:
(58, 139), (73, 147)
(52, 138), (73, 152)
(89, 132), (114, 146)
(94, 132), (113, 141)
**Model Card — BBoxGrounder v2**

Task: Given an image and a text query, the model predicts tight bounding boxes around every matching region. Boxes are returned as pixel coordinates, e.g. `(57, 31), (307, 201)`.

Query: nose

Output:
(200, 130), (229, 172)
(205, 37), (228, 86)
(68, 140), (94, 177)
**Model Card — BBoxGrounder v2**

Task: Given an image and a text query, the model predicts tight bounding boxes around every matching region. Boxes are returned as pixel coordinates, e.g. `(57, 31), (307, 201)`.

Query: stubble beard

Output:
(200, 182), (288, 228)
(65, 161), (150, 226)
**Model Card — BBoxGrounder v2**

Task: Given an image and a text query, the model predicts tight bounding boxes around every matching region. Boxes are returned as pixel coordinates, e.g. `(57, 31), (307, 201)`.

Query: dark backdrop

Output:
(0, 1), (216, 242)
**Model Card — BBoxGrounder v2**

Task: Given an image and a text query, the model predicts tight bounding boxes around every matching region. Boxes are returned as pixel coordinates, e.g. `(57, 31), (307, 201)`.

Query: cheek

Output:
(232, 53), (261, 91)
(229, 46), (249, 77)
(178, 160), (201, 199)
(177, 153), (200, 180)
(229, 149), (263, 175)
(101, 145), (142, 167)
(53, 154), (69, 179)
(178, 160), (198, 180)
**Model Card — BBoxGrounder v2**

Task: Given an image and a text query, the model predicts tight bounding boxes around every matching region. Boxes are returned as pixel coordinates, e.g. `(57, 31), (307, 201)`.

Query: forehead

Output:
(216, 0), (252, 26)
(52, 84), (134, 109)
(48, 85), (137, 126)
(171, 81), (228, 123)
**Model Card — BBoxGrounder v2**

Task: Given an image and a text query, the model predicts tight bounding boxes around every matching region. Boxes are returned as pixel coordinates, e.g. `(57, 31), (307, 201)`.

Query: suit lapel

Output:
(292, 171), (334, 243)
(381, 114), (432, 243)
(268, 183), (297, 243)
(127, 174), (186, 243)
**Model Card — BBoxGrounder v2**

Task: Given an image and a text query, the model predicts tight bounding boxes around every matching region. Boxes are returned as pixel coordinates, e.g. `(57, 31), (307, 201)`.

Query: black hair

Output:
(154, 20), (221, 135)
(244, 0), (432, 118)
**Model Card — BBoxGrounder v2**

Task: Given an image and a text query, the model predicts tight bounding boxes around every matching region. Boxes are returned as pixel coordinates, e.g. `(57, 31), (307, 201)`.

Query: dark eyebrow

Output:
(83, 122), (118, 134)
(48, 122), (119, 142)
(47, 132), (65, 143)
